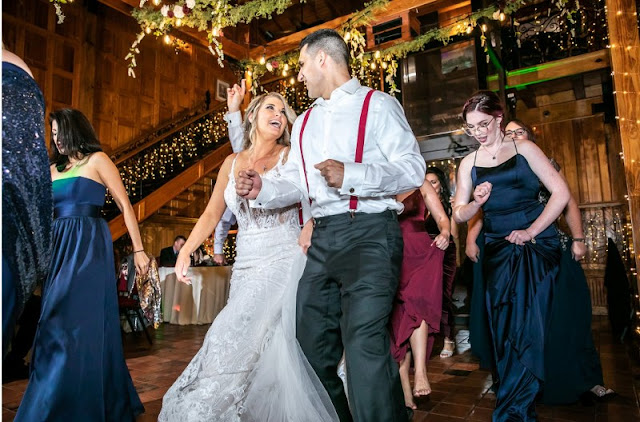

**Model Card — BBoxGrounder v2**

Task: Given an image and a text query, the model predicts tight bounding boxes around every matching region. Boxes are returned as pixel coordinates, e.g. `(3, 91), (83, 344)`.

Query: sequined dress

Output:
(15, 177), (144, 421)
(2, 61), (52, 355)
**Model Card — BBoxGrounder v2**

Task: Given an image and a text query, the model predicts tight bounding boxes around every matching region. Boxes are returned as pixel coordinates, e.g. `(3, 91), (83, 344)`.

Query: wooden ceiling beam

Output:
(249, 0), (440, 59)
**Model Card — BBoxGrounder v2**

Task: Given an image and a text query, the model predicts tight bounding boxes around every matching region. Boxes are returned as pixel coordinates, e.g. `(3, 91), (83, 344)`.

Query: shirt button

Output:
(349, 188), (355, 193)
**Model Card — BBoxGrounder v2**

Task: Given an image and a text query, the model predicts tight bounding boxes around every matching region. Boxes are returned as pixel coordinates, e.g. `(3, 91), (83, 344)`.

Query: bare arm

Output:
(176, 154), (235, 283)
(465, 210), (483, 262)
(518, 141), (570, 238)
(421, 181), (450, 250)
(555, 169), (586, 260)
(93, 152), (149, 275)
(453, 155), (485, 223)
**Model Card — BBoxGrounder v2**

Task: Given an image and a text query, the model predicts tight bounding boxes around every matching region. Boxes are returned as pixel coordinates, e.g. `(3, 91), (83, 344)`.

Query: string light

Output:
(163, 34), (171, 44)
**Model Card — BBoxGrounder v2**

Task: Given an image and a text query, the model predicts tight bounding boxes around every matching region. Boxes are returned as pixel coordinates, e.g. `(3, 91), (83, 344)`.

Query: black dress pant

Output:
(296, 210), (407, 422)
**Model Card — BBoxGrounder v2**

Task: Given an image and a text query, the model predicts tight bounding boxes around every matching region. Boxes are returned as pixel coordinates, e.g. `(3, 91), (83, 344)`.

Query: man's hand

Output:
(235, 169), (263, 199)
(227, 79), (246, 113)
(315, 160), (345, 188)
(213, 254), (227, 265)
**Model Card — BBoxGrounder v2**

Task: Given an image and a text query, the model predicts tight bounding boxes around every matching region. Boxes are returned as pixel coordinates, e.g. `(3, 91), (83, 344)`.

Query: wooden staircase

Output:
(105, 101), (232, 241)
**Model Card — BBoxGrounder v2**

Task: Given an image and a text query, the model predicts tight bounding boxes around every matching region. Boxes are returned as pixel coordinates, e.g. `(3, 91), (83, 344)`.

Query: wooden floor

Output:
(3, 316), (640, 421)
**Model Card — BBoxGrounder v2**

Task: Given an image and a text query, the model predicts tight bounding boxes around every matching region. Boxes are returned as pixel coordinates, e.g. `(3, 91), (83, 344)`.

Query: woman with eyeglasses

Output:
(453, 91), (570, 420)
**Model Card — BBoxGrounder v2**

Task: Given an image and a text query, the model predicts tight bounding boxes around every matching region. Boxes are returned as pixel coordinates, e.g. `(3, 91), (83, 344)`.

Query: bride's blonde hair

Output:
(242, 92), (297, 150)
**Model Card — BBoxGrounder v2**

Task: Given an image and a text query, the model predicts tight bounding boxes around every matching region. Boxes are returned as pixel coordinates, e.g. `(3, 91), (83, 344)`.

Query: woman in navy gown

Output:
(15, 109), (149, 421)
(453, 91), (570, 421)
(505, 119), (612, 403)
(390, 177), (450, 409)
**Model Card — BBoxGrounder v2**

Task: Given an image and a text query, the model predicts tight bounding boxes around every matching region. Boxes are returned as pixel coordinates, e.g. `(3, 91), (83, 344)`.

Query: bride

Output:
(158, 88), (338, 422)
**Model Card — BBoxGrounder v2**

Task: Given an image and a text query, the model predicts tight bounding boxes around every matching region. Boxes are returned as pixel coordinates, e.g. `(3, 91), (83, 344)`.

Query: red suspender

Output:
(297, 109), (314, 226)
(298, 89), (376, 216)
(349, 89), (375, 212)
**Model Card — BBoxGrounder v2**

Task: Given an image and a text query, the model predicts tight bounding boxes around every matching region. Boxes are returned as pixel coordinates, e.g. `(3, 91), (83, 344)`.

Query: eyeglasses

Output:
(505, 128), (527, 138)
(462, 116), (495, 136)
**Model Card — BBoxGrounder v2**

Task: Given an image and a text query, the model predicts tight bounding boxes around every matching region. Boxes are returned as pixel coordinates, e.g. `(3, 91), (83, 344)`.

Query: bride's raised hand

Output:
(227, 79), (246, 113)
(175, 251), (192, 285)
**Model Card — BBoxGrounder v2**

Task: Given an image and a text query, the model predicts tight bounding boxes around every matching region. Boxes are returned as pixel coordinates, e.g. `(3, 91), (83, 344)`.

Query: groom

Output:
(236, 29), (425, 421)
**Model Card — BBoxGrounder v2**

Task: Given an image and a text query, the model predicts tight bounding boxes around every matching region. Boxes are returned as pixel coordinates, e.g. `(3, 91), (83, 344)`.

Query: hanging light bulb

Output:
(370, 62), (376, 70)
(145, 26), (152, 34)
(374, 50), (381, 59)
(289, 77), (295, 85)
(164, 34), (171, 44)
(153, 0), (161, 5)
(259, 55), (266, 65)
(499, 11), (506, 21)
(282, 69), (288, 76)
(176, 18), (182, 27)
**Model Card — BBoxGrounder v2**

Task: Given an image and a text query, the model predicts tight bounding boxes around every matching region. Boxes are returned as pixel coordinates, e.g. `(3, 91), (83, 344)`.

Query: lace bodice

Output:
(224, 152), (300, 233)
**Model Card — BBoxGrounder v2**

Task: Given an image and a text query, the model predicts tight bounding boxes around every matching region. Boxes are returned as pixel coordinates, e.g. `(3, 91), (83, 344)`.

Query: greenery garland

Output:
(50, 0), (581, 84)
(244, 0), (528, 94)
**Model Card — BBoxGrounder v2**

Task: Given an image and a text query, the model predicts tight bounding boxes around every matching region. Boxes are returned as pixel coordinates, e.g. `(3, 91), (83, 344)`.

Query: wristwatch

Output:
(572, 238), (586, 243)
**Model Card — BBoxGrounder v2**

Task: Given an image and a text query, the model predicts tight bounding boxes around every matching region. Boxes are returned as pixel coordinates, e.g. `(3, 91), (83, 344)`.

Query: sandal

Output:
(439, 339), (455, 358)
(590, 385), (616, 400)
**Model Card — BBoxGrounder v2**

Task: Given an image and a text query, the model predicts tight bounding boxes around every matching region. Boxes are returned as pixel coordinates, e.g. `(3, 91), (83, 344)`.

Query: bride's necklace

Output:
(482, 136), (504, 160)
(248, 145), (280, 173)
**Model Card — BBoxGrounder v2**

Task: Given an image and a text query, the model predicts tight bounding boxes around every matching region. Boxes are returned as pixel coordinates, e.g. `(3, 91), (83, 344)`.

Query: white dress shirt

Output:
(253, 78), (425, 219)
(213, 110), (244, 253)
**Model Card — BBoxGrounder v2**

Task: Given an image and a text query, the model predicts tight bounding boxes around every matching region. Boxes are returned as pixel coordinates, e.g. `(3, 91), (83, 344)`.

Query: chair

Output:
(117, 257), (154, 345)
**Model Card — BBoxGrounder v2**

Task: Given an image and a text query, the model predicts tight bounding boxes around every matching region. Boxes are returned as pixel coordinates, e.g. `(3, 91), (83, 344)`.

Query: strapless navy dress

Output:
(472, 151), (560, 421)
(15, 177), (144, 421)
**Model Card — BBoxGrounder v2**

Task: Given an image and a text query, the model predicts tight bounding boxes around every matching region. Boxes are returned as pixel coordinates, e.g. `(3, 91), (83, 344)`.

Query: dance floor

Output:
(3, 316), (639, 421)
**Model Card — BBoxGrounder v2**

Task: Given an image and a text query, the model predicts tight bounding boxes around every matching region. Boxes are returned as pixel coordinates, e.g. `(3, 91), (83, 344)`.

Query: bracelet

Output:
(133, 249), (145, 254)
(572, 238), (586, 243)
(524, 229), (536, 244)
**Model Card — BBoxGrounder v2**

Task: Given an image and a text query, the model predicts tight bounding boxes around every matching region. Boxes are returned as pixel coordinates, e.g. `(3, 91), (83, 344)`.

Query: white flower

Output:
(128, 67), (136, 78)
(266, 62), (273, 72)
(186, 0), (196, 8)
(139, 0), (147, 7)
(161, 5), (169, 16)
(173, 5), (185, 18)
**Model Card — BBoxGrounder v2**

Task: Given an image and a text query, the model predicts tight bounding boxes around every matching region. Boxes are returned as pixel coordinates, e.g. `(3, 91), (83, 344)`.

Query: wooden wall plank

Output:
(606, 0), (640, 280)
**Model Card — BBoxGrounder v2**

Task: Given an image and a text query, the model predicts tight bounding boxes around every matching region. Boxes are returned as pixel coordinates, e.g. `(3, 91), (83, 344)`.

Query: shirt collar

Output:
(312, 77), (361, 107)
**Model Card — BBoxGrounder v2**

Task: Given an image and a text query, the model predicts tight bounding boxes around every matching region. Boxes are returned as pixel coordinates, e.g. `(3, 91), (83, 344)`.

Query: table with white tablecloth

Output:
(159, 266), (232, 325)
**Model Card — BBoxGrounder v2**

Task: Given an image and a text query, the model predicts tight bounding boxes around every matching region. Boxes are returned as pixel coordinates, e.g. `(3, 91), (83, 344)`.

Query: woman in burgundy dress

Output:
(426, 167), (458, 358)
(390, 175), (451, 409)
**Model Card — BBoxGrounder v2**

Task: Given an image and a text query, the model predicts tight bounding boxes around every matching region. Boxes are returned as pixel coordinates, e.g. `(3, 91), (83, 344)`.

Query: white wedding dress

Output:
(159, 154), (338, 422)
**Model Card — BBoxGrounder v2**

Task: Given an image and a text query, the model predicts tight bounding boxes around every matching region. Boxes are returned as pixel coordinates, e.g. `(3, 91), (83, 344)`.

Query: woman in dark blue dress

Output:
(15, 109), (149, 421)
(453, 91), (570, 421)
